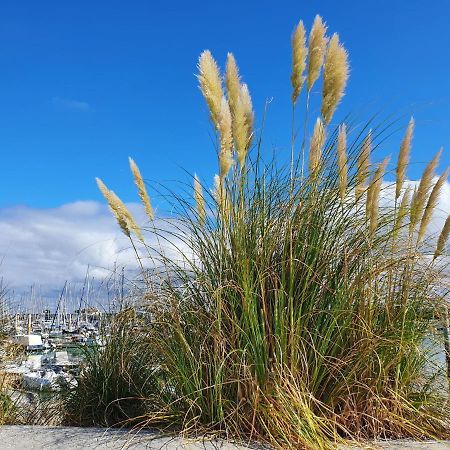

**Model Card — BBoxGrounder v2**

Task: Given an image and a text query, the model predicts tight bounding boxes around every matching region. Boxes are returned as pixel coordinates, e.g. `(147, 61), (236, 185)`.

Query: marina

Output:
(0, 275), (116, 395)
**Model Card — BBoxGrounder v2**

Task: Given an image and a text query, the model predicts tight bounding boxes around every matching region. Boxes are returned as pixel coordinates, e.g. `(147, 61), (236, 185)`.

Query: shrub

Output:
(94, 15), (450, 449)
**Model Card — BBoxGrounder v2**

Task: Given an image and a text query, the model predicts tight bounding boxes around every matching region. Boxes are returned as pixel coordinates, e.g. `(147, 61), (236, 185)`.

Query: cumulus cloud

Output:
(0, 201), (156, 300)
(52, 97), (90, 112)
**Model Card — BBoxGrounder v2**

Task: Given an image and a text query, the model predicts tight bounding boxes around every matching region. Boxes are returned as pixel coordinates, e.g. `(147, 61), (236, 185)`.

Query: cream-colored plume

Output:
(393, 187), (411, 241)
(367, 157), (389, 235)
(226, 53), (240, 114)
(213, 174), (221, 202)
(309, 117), (326, 175)
(307, 15), (328, 91)
(355, 131), (372, 202)
(225, 54), (253, 168)
(337, 124), (348, 202)
(129, 157), (154, 221)
(194, 174), (206, 225)
(96, 177), (143, 242)
(219, 98), (233, 179)
(198, 50), (224, 129)
(410, 148), (442, 232)
(435, 214), (450, 258)
(321, 33), (349, 124)
(233, 83), (254, 167)
(418, 168), (449, 242)
(291, 21), (307, 103)
(395, 118), (414, 200)
(240, 83), (254, 132)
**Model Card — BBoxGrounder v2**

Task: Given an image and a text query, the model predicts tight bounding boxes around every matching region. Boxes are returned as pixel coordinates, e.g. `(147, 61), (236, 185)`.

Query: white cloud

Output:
(52, 97), (90, 112)
(0, 201), (151, 300)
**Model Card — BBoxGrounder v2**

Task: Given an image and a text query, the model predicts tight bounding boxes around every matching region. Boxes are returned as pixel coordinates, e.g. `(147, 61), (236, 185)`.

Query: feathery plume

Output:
(224, 54), (253, 168)
(240, 83), (254, 132)
(226, 53), (240, 115)
(309, 117), (326, 175)
(410, 148), (442, 232)
(418, 168), (449, 242)
(194, 174), (206, 226)
(337, 124), (348, 202)
(96, 177), (110, 199)
(213, 174), (221, 203)
(307, 15), (328, 91)
(218, 98), (233, 178)
(233, 98), (248, 167)
(291, 21), (307, 103)
(109, 191), (144, 242)
(321, 33), (349, 124)
(129, 157), (154, 221)
(96, 178), (143, 241)
(367, 157), (389, 235)
(355, 131), (372, 202)
(233, 84), (254, 167)
(395, 118), (414, 200)
(95, 178), (130, 237)
(96, 178), (129, 237)
(198, 50), (224, 129)
(393, 187), (412, 241)
(435, 214), (450, 258)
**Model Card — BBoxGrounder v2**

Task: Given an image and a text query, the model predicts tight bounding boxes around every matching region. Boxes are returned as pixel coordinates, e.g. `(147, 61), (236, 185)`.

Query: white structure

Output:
(13, 334), (44, 351)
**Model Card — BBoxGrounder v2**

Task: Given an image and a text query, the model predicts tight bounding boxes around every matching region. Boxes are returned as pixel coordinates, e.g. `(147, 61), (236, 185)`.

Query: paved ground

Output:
(0, 426), (252, 449)
(1, 426), (450, 449)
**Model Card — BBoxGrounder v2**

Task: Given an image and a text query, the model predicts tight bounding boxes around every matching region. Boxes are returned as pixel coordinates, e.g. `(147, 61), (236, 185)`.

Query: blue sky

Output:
(1, 0), (449, 209)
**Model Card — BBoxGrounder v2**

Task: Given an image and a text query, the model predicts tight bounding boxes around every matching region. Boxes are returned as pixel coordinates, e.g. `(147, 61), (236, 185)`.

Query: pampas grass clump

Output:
(88, 15), (450, 450)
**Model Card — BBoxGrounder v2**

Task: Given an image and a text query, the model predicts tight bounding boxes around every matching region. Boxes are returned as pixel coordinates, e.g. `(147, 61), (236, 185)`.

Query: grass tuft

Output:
(84, 15), (450, 449)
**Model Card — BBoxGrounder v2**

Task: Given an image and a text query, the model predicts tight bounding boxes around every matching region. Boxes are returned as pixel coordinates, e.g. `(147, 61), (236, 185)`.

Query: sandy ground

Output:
(0, 426), (450, 449)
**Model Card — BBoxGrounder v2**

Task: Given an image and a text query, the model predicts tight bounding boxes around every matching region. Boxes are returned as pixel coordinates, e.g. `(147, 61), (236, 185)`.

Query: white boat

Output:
(12, 334), (44, 351)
